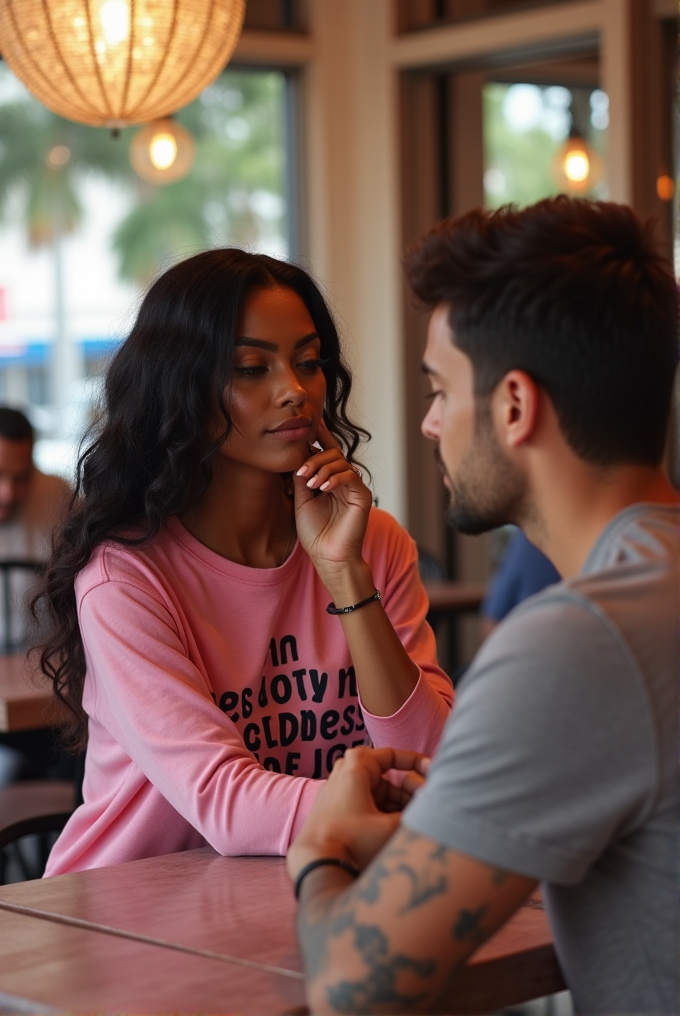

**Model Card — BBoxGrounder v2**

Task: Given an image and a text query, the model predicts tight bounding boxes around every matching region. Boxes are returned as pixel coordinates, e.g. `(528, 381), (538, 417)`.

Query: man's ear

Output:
(493, 370), (540, 449)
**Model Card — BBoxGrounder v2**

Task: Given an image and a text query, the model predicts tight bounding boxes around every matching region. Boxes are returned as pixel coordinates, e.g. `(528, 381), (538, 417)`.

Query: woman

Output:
(39, 250), (452, 875)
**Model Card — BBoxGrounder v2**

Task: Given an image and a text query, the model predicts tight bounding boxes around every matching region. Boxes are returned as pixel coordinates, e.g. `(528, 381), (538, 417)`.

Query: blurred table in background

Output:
(0, 654), (63, 733)
(424, 581), (486, 678)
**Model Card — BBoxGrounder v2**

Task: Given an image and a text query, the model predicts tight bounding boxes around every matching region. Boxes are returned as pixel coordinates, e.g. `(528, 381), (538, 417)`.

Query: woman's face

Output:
(219, 285), (328, 474)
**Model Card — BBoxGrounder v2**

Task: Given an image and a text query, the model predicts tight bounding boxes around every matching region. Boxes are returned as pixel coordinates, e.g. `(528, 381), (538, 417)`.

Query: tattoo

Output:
(355, 857), (391, 904)
(395, 862), (447, 913)
(491, 867), (508, 885)
(452, 904), (488, 944)
(355, 831), (450, 913)
(326, 911), (436, 1011)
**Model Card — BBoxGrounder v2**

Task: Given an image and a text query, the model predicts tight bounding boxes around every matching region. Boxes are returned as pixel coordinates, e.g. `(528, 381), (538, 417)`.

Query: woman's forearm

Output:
(322, 559), (420, 716)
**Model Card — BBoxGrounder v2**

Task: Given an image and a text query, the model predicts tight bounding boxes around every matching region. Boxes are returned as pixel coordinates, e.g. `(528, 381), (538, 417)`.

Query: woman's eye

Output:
(235, 365), (267, 378)
(425, 389), (443, 401)
(298, 359), (323, 374)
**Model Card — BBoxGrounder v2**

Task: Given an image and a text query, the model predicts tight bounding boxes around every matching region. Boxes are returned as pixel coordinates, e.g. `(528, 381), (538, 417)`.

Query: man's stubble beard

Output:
(442, 398), (529, 536)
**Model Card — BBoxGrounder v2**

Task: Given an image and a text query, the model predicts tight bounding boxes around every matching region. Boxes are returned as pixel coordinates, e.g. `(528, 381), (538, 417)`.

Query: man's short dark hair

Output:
(404, 197), (678, 467)
(0, 407), (34, 443)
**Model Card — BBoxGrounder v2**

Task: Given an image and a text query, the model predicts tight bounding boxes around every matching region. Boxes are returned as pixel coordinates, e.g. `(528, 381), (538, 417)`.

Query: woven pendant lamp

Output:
(0, 0), (245, 128)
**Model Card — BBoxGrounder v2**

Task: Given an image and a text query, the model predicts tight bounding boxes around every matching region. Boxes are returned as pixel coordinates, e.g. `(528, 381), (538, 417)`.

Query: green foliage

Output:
(0, 66), (288, 283)
(0, 80), (135, 246)
(483, 85), (563, 209)
(111, 70), (287, 284)
(483, 83), (606, 210)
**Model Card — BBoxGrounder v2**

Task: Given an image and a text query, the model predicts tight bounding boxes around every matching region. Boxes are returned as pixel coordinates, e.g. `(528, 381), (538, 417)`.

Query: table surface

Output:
(0, 907), (306, 1016)
(0, 653), (64, 733)
(0, 847), (565, 1014)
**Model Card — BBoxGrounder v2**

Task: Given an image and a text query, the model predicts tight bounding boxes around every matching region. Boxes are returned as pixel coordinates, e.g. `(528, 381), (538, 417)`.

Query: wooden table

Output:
(0, 847), (565, 1014)
(0, 907), (306, 1015)
(0, 654), (63, 733)
(424, 581), (486, 617)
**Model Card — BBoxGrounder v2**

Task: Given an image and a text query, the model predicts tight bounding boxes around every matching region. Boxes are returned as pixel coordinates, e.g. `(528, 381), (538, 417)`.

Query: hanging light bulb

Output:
(130, 118), (195, 185)
(553, 133), (602, 194)
(0, 1), (245, 128)
(656, 174), (674, 202)
(564, 143), (590, 184)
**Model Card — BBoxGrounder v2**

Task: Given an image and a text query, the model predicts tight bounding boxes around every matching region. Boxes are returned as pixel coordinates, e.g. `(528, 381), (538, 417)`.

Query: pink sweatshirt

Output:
(46, 508), (452, 875)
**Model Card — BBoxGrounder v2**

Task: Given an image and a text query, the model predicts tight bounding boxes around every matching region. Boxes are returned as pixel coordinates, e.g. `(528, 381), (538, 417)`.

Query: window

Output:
(0, 62), (292, 477)
(483, 82), (608, 207)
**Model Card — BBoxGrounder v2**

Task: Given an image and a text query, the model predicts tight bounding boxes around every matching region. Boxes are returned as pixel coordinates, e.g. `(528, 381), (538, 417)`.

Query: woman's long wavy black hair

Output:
(34, 249), (370, 751)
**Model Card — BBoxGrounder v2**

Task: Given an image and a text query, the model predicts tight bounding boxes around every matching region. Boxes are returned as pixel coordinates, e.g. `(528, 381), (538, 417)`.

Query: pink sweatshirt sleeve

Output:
(360, 512), (454, 755)
(79, 575), (321, 856)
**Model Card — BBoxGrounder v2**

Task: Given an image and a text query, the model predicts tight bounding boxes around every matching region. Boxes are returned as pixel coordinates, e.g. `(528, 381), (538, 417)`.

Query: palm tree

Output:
(0, 80), (135, 437)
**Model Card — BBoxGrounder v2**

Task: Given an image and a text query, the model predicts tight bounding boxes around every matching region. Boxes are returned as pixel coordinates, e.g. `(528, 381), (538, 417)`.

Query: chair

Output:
(0, 778), (75, 882)
(0, 559), (45, 655)
(0, 561), (80, 881)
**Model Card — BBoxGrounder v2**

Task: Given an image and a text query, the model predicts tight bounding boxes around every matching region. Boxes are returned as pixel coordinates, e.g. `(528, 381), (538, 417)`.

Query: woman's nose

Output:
(276, 371), (306, 406)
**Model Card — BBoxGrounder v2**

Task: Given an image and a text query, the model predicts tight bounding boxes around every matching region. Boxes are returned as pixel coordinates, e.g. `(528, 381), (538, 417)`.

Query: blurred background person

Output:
(481, 528), (560, 638)
(0, 406), (71, 785)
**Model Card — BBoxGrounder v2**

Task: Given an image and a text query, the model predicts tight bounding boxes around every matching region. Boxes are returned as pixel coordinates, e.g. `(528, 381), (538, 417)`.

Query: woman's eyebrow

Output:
(235, 332), (319, 352)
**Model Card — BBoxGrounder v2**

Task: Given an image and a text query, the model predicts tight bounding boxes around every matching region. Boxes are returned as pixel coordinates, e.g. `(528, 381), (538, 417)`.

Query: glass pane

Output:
(0, 64), (290, 478)
(483, 81), (608, 209)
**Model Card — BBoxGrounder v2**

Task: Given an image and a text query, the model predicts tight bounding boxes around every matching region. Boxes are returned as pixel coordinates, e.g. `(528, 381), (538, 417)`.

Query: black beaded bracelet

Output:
(294, 857), (361, 900)
(326, 589), (382, 616)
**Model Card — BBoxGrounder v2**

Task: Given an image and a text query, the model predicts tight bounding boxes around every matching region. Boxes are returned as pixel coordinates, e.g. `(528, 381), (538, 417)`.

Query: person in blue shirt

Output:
(481, 528), (560, 636)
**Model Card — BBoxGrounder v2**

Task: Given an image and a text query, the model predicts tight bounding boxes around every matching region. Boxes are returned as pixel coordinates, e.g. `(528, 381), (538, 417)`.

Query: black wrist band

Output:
(326, 589), (382, 616)
(294, 857), (361, 900)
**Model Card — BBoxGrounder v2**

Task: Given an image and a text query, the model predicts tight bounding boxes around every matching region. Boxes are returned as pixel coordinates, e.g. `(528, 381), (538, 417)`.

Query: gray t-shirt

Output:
(405, 504), (679, 1015)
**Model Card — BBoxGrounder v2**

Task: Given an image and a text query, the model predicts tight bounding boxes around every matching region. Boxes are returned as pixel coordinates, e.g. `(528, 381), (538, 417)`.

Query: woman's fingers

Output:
(297, 450), (364, 493)
(296, 447), (340, 479)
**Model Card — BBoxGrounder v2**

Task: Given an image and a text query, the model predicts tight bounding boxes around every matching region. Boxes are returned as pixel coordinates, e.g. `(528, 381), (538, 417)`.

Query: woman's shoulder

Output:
(75, 524), (180, 600)
(364, 506), (417, 561)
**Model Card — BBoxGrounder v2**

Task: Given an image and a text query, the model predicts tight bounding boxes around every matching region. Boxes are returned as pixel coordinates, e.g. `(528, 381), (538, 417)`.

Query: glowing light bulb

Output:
(656, 175), (674, 201)
(149, 133), (178, 170)
(99, 0), (130, 46)
(564, 150), (589, 183)
(47, 145), (71, 168)
(130, 118), (195, 184)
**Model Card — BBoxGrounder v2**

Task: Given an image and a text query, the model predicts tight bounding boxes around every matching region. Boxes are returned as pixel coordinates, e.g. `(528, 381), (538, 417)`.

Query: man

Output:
(0, 407), (70, 648)
(480, 527), (560, 637)
(0, 407), (70, 783)
(287, 198), (678, 1015)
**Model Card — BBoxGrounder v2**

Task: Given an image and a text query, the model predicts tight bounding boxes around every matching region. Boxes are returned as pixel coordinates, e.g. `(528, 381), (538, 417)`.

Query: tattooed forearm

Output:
(294, 829), (530, 1015)
(326, 912), (437, 1012)
(452, 904), (488, 944)
(355, 830), (451, 914)
(297, 868), (358, 981)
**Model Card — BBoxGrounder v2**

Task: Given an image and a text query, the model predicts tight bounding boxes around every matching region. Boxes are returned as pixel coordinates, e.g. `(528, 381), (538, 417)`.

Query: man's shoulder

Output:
(583, 503), (680, 575)
(29, 468), (72, 506)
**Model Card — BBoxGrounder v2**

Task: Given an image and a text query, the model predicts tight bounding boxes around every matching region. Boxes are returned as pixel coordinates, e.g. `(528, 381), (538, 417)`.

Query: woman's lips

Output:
(268, 418), (312, 440)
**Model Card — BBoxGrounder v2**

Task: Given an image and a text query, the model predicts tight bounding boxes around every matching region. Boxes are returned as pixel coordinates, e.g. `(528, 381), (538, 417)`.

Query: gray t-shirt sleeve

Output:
(403, 592), (658, 885)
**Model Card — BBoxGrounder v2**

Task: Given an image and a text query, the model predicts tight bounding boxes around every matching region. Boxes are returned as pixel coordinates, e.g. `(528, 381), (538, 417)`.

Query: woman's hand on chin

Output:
(293, 419), (373, 591)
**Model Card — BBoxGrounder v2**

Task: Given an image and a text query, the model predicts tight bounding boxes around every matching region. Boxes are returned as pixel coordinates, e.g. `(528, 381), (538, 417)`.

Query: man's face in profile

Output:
(0, 438), (33, 523)
(421, 303), (525, 534)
